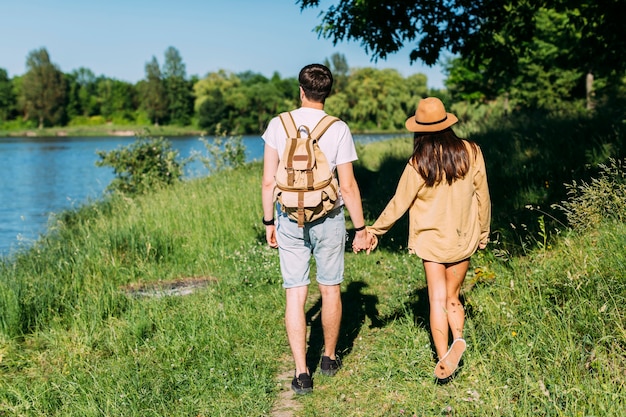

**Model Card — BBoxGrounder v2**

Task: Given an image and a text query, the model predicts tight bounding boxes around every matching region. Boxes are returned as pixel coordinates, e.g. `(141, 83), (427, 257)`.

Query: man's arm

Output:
(262, 143), (279, 248)
(336, 161), (370, 252)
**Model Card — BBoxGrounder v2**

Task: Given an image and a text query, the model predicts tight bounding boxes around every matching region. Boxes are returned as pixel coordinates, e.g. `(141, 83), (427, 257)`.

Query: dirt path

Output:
(269, 367), (302, 416)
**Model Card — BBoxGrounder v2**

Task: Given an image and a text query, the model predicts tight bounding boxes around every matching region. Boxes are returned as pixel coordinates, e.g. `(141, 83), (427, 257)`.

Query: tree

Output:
(140, 56), (168, 126)
(194, 70), (241, 133)
(445, 57), (490, 104)
(97, 77), (137, 122)
(0, 68), (16, 122)
(298, 0), (626, 91)
(65, 67), (99, 119)
(323, 53), (349, 94)
(508, 8), (583, 110)
(326, 67), (424, 131)
(20, 48), (67, 128)
(445, 7), (595, 110)
(162, 46), (193, 126)
(197, 88), (229, 133)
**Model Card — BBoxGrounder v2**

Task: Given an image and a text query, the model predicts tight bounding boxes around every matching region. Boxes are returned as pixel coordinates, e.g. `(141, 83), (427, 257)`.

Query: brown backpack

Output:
(274, 111), (340, 227)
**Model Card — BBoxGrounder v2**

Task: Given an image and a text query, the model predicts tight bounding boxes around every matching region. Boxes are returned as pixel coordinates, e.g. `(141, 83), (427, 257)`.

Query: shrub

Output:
(68, 115), (106, 126)
(0, 118), (37, 131)
(192, 129), (246, 174)
(554, 158), (626, 230)
(96, 136), (185, 195)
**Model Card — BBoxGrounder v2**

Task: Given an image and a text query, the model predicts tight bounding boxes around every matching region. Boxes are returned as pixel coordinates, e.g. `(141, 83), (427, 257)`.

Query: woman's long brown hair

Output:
(411, 128), (478, 187)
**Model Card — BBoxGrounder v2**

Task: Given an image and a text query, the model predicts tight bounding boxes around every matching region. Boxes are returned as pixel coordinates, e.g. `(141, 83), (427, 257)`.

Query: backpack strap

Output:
(278, 112), (298, 139)
(278, 112), (303, 186)
(310, 115), (339, 141)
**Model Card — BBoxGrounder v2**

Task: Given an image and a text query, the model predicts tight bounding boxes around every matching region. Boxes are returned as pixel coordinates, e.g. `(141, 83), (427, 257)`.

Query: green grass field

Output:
(1, 110), (625, 416)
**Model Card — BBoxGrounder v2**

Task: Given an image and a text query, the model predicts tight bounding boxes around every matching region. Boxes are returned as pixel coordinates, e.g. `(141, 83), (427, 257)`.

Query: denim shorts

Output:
(276, 206), (346, 289)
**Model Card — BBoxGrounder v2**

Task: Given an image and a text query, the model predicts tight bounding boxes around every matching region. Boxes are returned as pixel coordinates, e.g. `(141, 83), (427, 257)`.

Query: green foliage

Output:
(555, 158), (626, 231)
(445, 6), (619, 112)
(0, 68), (16, 121)
(139, 56), (168, 126)
(65, 67), (99, 119)
(5, 2), (626, 136)
(194, 70), (242, 134)
(67, 115), (107, 126)
(326, 67), (426, 131)
(0, 118), (35, 132)
(445, 57), (491, 103)
(324, 52), (349, 94)
(20, 48), (67, 128)
(96, 78), (137, 121)
(96, 136), (184, 195)
(163, 46), (193, 126)
(509, 8), (586, 110)
(194, 69), (298, 135)
(300, 0), (626, 90)
(192, 130), (247, 174)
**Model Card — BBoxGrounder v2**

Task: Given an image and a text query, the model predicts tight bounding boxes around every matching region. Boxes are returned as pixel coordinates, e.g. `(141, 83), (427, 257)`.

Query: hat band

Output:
(416, 115), (448, 126)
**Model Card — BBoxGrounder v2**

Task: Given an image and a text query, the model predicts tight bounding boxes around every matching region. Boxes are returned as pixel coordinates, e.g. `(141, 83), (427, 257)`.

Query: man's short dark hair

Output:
(299, 64), (333, 103)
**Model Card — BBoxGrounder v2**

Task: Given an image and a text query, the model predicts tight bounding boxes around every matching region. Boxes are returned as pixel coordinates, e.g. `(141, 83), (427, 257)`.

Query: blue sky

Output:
(0, 0), (447, 89)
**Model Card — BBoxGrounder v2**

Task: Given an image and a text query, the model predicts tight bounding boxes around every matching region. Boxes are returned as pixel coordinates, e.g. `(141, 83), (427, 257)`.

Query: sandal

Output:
(434, 338), (466, 381)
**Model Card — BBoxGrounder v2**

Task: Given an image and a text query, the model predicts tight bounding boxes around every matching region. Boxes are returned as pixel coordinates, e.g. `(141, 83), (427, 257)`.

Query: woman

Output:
(365, 97), (491, 382)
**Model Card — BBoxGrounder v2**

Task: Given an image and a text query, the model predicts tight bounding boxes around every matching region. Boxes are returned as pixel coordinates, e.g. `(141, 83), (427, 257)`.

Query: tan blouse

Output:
(367, 141), (491, 263)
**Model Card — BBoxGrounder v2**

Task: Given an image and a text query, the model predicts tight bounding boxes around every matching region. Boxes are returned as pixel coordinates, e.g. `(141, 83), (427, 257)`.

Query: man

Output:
(261, 63), (370, 394)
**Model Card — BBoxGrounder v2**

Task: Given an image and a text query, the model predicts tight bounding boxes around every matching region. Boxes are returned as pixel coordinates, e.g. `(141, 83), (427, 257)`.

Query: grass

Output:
(1, 109), (625, 416)
(1, 166), (286, 415)
(297, 222), (626, 416)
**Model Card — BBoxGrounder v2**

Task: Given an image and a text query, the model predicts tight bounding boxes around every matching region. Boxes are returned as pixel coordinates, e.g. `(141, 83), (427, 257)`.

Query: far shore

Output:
(0, 124), (206, 138)
(1, 124), (404, 138)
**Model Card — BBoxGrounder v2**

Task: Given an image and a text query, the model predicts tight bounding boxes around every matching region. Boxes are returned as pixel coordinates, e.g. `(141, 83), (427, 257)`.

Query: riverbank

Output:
(0, 124), (205, 138)
(0, 123), (406, 138)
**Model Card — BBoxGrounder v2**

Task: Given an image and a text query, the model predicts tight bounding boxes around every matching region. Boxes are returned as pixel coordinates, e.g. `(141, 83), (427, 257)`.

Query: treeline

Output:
(3, 37), (624, 137)
(0, 48), (434, 135)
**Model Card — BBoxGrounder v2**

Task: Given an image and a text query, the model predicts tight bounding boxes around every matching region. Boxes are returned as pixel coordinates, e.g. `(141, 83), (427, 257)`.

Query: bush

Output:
(68, 115), (107, 126)
(554, 158), (626, 230)
(192, 130), (246, 174)
(0, 118), (37, 131)
(96, 136), (185, 195)
(133, 110), (152, 125)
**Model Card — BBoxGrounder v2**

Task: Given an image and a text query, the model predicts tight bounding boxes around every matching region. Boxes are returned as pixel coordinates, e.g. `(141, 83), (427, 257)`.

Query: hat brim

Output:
(405, 113), (458, 132)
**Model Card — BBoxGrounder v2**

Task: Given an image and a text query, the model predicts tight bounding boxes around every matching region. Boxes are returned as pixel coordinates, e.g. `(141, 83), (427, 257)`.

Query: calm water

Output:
(0, 133), (404, 256)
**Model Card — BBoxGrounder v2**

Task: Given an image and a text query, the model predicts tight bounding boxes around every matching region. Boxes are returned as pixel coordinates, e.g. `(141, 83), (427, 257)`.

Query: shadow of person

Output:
(305, 281), (382, 374)
(379, 286), (469, 362)
(379, 285), (430, 329)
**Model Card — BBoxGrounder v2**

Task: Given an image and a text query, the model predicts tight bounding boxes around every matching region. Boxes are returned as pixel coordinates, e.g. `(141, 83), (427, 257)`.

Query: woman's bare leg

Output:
(424, 259), (470, 359)
(445, 259), (470, 341)
(423, 261), (449, 360)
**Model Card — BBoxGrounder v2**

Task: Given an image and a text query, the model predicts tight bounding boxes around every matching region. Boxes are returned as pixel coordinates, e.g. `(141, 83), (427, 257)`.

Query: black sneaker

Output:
(320, 355), (342, 376)
(291, 372), (313, 394)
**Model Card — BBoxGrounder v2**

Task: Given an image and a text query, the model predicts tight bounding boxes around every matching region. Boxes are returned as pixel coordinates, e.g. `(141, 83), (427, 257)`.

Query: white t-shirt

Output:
(262, 107), (358, 206)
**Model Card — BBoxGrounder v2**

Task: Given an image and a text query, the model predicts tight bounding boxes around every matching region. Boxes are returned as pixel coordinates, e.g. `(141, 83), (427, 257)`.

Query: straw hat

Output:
(405, 97), (458, 132)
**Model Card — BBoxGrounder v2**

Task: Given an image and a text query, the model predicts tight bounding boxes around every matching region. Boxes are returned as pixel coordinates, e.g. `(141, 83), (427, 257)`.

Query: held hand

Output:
(366, 233), (378, 255)
(352, 229), (379, 254)
(351, 229), (370, 253)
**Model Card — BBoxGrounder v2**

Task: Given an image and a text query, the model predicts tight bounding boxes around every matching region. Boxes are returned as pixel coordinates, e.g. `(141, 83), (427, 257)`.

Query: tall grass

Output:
(1, 163), (288, 415)
(1, 109), (625, 416)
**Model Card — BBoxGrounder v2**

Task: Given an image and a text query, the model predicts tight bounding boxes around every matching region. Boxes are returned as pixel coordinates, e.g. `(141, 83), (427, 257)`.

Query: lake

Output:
(0, 133), (405, 256)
